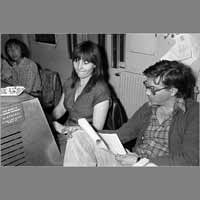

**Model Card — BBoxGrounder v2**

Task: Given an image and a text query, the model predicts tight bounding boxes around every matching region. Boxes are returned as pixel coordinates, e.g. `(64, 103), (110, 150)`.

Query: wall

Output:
(27, 34), (73, 84)
(125, 33), (200, 76)
(1, 34), (9, 56)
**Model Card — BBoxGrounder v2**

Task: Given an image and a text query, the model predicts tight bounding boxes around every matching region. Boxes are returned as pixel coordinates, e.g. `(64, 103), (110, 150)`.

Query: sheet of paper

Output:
(133, 158), (149, 167)
(78, 118), (100, 142)
(100, 133), (126, 155)
(78, 118), (126, 155)
(78, 118), (109, 150)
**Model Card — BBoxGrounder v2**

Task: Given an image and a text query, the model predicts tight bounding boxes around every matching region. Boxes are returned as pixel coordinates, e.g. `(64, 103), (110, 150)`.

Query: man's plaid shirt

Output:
(135, 99), (186, 159)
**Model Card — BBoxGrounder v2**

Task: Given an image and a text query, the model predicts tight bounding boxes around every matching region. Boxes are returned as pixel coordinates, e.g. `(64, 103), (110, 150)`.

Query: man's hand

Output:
(115, 152), (139, 166)
(133, 158), (157, 167)
(115, 149), (158, 167)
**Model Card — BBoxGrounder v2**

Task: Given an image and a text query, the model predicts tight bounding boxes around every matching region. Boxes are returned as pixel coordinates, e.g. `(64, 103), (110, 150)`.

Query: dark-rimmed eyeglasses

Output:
(143, 80), (168, 95)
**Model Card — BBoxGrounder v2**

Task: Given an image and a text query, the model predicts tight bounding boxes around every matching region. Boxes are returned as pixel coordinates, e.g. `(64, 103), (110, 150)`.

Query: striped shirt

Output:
(5, 57), (41, 93)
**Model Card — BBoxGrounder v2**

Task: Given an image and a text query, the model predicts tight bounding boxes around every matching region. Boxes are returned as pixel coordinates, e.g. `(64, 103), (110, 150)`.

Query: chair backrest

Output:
(39, 68), (62, 109)
(104, 96), (128, 130)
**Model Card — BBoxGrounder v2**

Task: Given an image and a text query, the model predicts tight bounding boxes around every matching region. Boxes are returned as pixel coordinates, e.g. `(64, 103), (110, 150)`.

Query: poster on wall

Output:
(161, 33), (200, 66)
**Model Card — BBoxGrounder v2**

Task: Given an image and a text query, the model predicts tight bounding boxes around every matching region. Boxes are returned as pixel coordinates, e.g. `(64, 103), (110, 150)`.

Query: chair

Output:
(38, 67), (62, 110)
(104, 95), (128, 130)
(104, 95), (137, 151)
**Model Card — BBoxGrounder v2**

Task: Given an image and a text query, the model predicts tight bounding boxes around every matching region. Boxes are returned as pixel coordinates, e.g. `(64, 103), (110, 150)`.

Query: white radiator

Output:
(118, 71), (147, 118)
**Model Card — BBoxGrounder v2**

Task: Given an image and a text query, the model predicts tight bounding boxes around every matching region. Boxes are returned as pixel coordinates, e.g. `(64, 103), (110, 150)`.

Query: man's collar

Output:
(149, 98), (186, 114)
(174, 98), (186, 113)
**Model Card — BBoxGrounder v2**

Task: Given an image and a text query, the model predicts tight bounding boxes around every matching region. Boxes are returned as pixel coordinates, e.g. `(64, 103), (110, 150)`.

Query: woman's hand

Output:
(53, 121), (81, 138)
(53, 121), (66, 134)
(64, 126), (81, 135)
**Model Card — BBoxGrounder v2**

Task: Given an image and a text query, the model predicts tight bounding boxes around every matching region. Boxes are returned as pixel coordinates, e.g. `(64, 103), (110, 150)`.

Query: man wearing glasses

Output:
(64, 60), (199, 166)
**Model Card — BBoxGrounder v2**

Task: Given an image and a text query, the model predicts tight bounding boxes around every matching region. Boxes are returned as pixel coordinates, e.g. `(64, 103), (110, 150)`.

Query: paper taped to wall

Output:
(161, 34), (200, 65)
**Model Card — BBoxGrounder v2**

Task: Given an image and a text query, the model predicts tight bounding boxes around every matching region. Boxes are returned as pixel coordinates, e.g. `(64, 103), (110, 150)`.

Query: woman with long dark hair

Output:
(52, 41), (111, 155)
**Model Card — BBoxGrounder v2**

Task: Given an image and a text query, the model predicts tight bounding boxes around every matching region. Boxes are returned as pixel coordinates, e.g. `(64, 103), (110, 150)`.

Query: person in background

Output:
(52, 40), (111, 156)
(2, 38), (41, 95)
(1, 54), (16, 84)
(63, 60), (199, 166)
